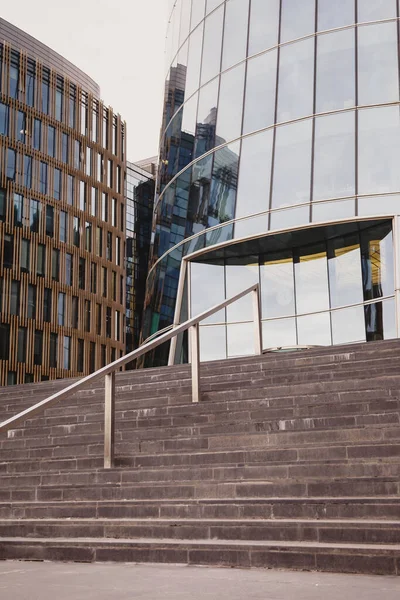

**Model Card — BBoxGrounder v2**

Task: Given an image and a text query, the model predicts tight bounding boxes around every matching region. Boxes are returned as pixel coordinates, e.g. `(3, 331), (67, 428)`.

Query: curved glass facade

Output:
(0, 21), (126, 385)
(142, 0), (400, 365)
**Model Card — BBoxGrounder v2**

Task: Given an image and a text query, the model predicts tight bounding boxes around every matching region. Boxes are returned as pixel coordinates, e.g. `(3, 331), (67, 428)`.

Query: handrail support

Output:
(253, 288), (263, 356)
(190, 323), (200, 403)
(104, 372), (116, 469)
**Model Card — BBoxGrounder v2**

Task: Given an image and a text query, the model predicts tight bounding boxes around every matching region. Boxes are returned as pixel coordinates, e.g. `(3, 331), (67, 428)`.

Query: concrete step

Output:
(0, 536), (399, 575)
(1, 498), (399, 520)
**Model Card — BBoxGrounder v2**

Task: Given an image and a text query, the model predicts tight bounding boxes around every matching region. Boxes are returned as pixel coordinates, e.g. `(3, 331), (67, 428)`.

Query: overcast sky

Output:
(1, 0), (169, 162)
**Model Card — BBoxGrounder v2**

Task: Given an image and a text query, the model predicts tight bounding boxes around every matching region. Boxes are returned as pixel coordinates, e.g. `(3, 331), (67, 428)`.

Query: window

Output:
(37, 244), (46, 276)
(96, 227), (103, 257)
(34, 330), (43, 366)
(77, 339), (84, 372)
(54, 168), (62, 201)
(101, 344), (106, 367)
(116, 237), (121, 266)
(73, 216), (80, 247)
(47, 125), (55, 157)
(79, 181), (86, 211)
(84, 300), (91, 332)
(0, 102), (9, 136)
(79, 257), (86, 289)
(13, 193), (23, 226)
(86, 146), (92, 176)
(49, 333), (58, 368)
(52, 248), (59, 281)
(10, 280), (20, 315)
(27, 284), (36, 319)
(0, 188), (5, 222)
(3, 235), (13, 268)
(7, 148), (16, 180)
(40, 162), (48, 195)
(17, 327), (27, 363)
(115, 311), (121, 342)
(112, 198), (117, 226)
(17, 111), (26, 143)
(85, 221), (92, 251)
(30, 199), (40, 232)
(107, 159), (113, 188)
(42, 69), (50, 114)
(103, 267), (108, 297)
(72, 296), (79, 329)
(112, 271), (117, 301)
(0, 324), (10, 360)
(43, 288), (52, 322)
(74, 140), (81, 170)
(91, 262), (97, 294)
(106, 307), (112, 338)
(60, 211), (67, 243)
(66, 253), (73, 286)
(58, 292), (66, 326)
(46, 205), (54, 237)
(67, 175), (74, 205)
(26, 61), (36, 107)
(69, 86), (76, 128)
(102, 193), (108, 221)
(107, 232), (112, 261)
(63, 336), (71, 370)
(9, 54), (19, 99)
(24, 155), (32, 188)
(55, 78), (63, 122)
(89, 342), (96, 373)
(96, 304), (101, 335)
(91, 187), (97, 217)
(21, 238), (30, 272)
(62, 133), (69, 163)
(33, 118), (41, 149)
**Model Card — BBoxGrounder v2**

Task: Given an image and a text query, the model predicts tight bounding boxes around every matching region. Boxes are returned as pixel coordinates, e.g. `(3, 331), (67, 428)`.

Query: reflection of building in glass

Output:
(142, 1), (400, 366)
(125, 161), (156, 360)
(0, 18), (126, 385)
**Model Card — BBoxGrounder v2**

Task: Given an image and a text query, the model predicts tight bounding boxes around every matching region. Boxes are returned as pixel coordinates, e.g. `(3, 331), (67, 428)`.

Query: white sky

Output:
(1, 0), (169, 162)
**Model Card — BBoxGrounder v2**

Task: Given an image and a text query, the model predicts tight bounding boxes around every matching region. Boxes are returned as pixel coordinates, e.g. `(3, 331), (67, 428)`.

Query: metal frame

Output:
(0, 283), (262, 468)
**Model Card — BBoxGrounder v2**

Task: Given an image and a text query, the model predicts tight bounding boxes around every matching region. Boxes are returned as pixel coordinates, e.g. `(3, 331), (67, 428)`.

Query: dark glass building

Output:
(141, 0), (400, 366)
(0, 18), (126, 385)
(125, 160), (156, 360)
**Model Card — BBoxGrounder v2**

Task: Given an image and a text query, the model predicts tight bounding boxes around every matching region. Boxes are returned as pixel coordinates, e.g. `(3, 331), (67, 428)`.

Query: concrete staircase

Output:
(0, 339), (400, 575)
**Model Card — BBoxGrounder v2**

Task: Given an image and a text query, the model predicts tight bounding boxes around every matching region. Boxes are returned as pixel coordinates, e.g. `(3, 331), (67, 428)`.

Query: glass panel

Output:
(262, 318), (297, 349)
(200, 6), (224, 85)
(331, 306), (366, 345)
(312, 199), (356, 222)
(313, 111), (355, 201)
(358, 106), (400, 195)
(243, 50), (277, 135)
(191, 261), (225, 323)
(227, 323), (255, 357)
(261, 251), (295, 318)
(222, 0), (249, 71)
(280, 0), (316, 43)
(358, 0), (397, 22)
(199, 325), (226, 361)
(191, 0), (205, 30)
(361, 223), (394, 299)
(186, 22), (204, 98)
(295, 244), (330, 313)
(365, 298), (396, 341)
(225, 260), (259, 322)
(206, 0), (222, 13)
(248, 0), (280, 56)
(216, 63), (246, 144)
(297, 312), (332, 345)
(272, 119), (313, 210)
(270, 206), (310, 231)
(358, 194), (400, 216)
(328, 235), (363, 307)
(195, 78), (219, 158)
(318, 0), (355, 31)
(316, 29), (356, 112)
(208, 141), (240, 227)
(277, 38), (314, 122)
(358, 22), (399, 106)
(235, 129), (273, 238)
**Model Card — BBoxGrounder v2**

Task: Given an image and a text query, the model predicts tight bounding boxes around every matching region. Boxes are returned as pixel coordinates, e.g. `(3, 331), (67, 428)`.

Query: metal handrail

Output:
(0, 284), (262, 469)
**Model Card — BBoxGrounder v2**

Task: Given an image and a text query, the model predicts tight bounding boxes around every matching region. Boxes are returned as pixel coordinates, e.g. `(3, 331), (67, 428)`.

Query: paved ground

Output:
(0, 561), (399, 599)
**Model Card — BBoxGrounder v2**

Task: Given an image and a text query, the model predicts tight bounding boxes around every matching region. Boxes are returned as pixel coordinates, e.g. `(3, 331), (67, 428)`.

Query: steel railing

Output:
(0, 284), (262, 469)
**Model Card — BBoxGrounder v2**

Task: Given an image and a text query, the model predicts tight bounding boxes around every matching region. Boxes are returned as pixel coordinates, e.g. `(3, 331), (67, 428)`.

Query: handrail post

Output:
(253, 287), (263, 356)
(104, 372), (116, 469)
(190, 323), (200, 403)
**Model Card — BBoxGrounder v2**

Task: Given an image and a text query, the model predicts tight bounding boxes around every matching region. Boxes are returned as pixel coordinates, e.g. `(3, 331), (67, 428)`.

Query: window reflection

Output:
(316, 29), (355, 112)
(201, 6), (224, 85)
(191, 260), (225, 323)
(312, 199), (356, 222)
(328, 235), (363, 308)
(200, 325), (226, 361)
(195, 78), (219, 158)
(216, 63), (246, 144)
(272, 119), (313, 210)
(361, 224), (394, 300)
(227, 323), (255, 357)
(365, 298), (396, 342)
(313, 112), (355, 201)
(318, 0), (355, 31)
(358, 22), (399, 106)
(226, 259), (259, 322)
(277, 38), (314, 122)
(185, 23), (204, 98)
(297, 313), (332, 346)
(235, 129), (273, 238)
(222, 0), (249, 71)
(332, 306), (366, 345)
(248, 0), (280, 56)
(358, 106), (400, 196)
(295, 244), (330, 313)
(243, 50), (277, 135)
(262, 318), (297, 349)
(357, 0), (397, 22)
(208, 141), (240, 227)
(280, 0), (316, 43)
(261, 252), (295, 318)
(191, 0), (205, 30)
